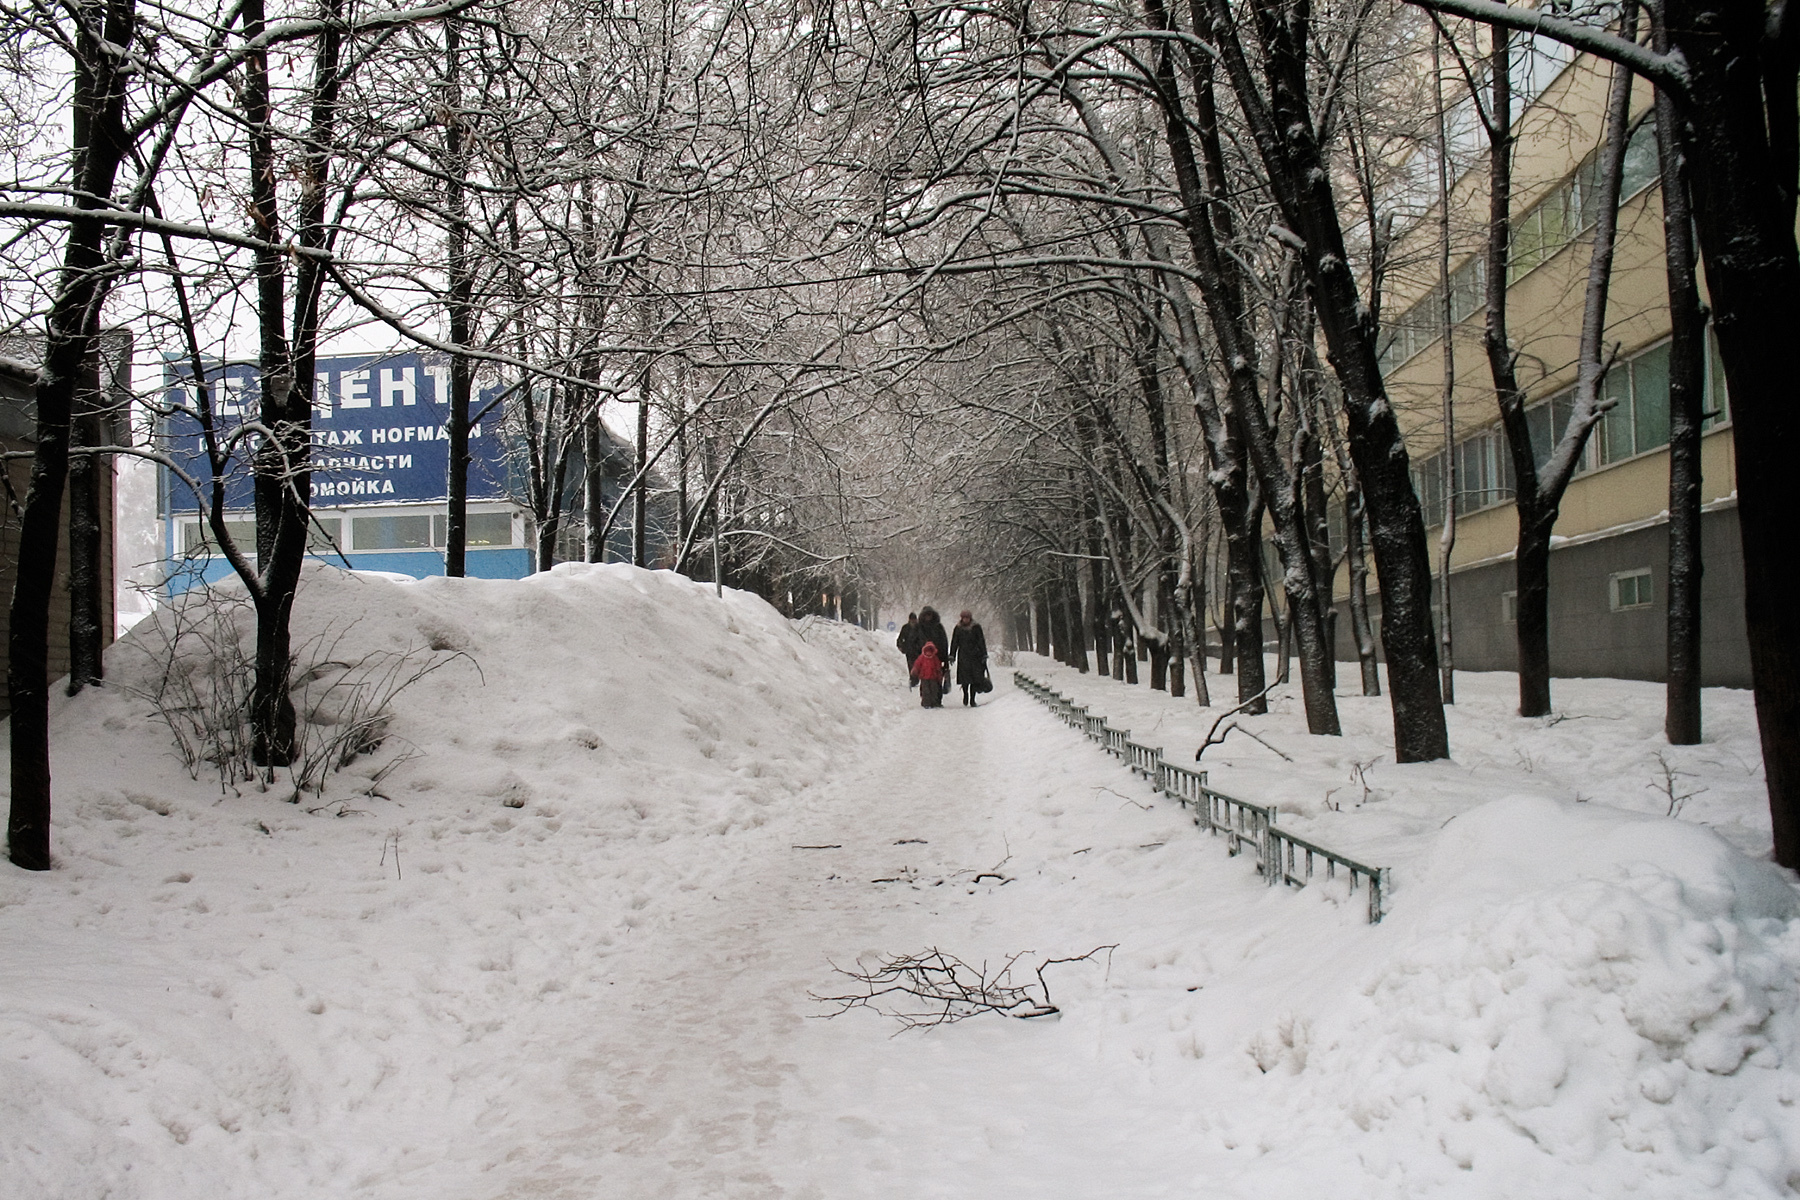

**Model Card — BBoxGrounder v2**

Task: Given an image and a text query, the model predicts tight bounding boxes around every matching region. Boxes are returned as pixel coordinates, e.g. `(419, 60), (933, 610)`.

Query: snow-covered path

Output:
(495, 683), (1237, 1198)
(13, 571), (1799, 1198)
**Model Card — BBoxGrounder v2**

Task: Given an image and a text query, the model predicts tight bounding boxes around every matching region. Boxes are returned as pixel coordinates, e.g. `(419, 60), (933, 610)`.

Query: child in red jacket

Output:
(912, 641), (946, 708)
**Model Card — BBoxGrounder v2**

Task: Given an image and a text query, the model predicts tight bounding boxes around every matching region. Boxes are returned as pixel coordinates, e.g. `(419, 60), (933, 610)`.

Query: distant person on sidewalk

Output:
(916, 607), (950, 670)
(896, 612), (923, 687)
(949, 610), (989, 707)
(912, 641), (946, 708)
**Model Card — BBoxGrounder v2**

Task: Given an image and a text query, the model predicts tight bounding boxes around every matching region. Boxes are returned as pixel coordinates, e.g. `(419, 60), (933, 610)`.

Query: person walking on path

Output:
(896, 613), (923, 688)
(916, 607), (950, 671)
(949, 610), (989, 707)
(912, 641), (946, 708)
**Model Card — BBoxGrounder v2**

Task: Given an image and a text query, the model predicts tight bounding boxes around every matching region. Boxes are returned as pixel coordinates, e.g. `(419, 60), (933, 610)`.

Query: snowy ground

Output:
(4, 566), (1798, 1197)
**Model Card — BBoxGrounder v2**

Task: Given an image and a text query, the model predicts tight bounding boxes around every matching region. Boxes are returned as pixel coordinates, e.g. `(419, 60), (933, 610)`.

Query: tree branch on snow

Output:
(814, 946), (1115, 1031)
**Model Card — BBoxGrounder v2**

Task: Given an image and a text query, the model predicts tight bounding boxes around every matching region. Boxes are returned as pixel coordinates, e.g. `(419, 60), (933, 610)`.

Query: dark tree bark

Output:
(442, 16), (473, 577)
(9, 0), (137, 870)
(1215, 537), (1236, 676)
(1297, 406), (1336, 690)
(1065, 559), (1090, 672)
(1085, 502), (1110, 676)
(632, 385), (650, 568)
(1481, 18), (1635, 720)
(582, 414), (605, 562)
(1228, 494), (1268, 711)
(1145, 0), (1338, 733)
(1195, 0), (1448, 759)
(66, 358), (106, 696)
(1654, 44), (1704, 746)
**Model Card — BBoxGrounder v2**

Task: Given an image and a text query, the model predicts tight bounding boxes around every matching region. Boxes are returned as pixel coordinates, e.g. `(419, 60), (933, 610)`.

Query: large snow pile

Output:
(99, 561), (879, 835)
(0, 563), (883, 1197)
(1233, 797), (1800, 1196)
(1020, 659), (1800, 1197)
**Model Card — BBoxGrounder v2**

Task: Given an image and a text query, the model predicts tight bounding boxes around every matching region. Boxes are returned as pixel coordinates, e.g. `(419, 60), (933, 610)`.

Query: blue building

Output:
(158, 350), (531, 585)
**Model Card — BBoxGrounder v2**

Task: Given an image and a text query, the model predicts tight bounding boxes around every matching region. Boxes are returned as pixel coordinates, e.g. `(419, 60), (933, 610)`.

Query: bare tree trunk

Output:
(633, 386), (649, 567)
(442, 16), (472, 578)
(1085, 510), (1110, 676)
(1215, 531), (1236, 676)
(1066, 559), (1090, 672)
(1433, 28), (1458, 705)
(1655, 47), (1704, 746)
(1228, 495), (1267, 711)
(1484, 15), (1636, 719)
(1311, 361), (1381, 695)
(11, 0), (137, 869)
(1143, 0), (1338, 733)
(1196, 0), (1447, 759)
(67, 362), (105, 696)
(583, 413), (605, 562)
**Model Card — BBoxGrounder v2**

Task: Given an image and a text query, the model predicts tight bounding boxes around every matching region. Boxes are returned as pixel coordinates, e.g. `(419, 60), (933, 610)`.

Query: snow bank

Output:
(1238, 796), (1800, 1195)
(1023, 658), (1800, 1196)
(1, 563), (884, 1197)
(99, 561), (878, 836)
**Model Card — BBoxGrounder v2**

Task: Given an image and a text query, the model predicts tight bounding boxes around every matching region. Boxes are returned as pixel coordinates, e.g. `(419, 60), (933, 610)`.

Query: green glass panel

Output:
(1631, 342), (1671, 452)
(1603, 368), (1635, 463)
(467, 512), (514, 547)
(1620, 115), (1660, 201)
(353, 514), (433, 550)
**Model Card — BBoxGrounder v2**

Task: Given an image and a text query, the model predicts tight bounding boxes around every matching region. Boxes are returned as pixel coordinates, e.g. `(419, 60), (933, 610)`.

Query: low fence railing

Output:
(1012, 670), (1390, 923)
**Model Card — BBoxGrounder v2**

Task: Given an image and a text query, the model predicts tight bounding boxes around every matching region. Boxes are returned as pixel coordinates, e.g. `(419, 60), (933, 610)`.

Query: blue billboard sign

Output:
(160, 350), (511, 511)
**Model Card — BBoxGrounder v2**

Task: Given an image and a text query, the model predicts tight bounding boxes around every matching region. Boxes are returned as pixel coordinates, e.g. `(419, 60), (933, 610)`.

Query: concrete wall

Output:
(1332, 505), (1750, 688)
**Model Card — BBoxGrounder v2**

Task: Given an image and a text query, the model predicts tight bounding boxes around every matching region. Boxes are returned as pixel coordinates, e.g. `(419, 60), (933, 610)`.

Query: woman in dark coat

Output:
(949, 609), (989, 707)
(896, 612), (923, 687)
(916, 606), (950, 669)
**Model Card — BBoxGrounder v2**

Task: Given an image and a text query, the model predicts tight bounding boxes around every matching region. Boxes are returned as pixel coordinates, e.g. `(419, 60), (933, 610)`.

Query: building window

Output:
(307, 516), (342, 552)
(185, 515), (341, 554)
(183, 516), (255, 554)
(353, 513), (434, 550)
(1509, 113), (1659, 284)
(1610, 568), (1653, 611)
(467, 511), (514, 547)
(421, 511), (516, 549)
(1501, 591), (1517, 624)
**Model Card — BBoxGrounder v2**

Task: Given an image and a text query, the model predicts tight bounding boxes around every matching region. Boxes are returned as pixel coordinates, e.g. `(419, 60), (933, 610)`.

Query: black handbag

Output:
(976, 669), (994, 694)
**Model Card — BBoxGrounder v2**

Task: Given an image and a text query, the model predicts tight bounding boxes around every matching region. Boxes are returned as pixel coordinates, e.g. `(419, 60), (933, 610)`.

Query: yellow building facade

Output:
(1360, 46), (1748, 685)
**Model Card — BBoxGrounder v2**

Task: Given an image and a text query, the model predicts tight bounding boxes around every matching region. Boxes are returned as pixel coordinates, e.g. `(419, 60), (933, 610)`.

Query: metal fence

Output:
(1012, 670), (1390, 923)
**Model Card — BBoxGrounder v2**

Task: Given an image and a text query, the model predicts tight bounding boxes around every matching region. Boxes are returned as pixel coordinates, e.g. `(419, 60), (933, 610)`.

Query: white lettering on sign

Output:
(380, 366), (416, 407)
(315, 479), (397, 497)
(423, 363), (450, 407)
(216, 378), (247, 419)
(342, 370), (372, 409)
(314, 371), (334, 418)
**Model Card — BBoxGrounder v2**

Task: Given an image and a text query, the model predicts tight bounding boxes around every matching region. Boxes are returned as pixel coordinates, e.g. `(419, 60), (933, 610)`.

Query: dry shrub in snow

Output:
(114, 574), (470, 799)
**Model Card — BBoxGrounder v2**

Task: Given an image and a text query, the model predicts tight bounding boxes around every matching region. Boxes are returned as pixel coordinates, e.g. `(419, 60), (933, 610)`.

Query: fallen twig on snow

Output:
(814, 946), (1116, 1030)
(1195, 681), (1285, 762)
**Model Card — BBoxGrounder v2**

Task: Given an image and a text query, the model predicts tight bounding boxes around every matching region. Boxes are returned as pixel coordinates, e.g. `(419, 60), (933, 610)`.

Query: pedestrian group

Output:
(897, 607), (990, 709)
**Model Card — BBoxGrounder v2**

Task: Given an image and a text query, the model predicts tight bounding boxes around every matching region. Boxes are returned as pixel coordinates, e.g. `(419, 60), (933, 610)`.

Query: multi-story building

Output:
(1364, 45), (1748, 686)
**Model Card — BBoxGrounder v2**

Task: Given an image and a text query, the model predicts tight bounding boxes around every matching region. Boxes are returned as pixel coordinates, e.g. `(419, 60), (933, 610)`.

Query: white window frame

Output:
(1609, 568), (1654, 612)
